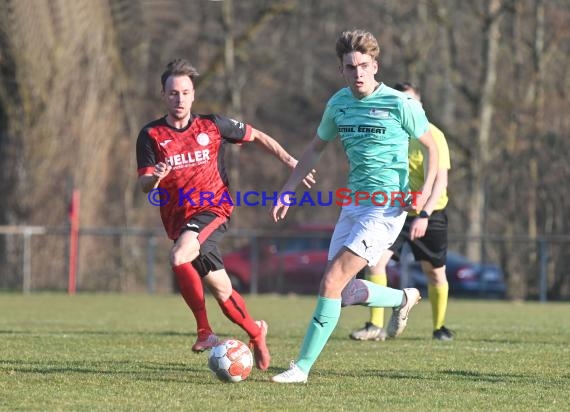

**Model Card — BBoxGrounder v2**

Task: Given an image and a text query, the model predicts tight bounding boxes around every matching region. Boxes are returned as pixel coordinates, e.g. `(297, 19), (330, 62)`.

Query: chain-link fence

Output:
(1, 226), (568, 301)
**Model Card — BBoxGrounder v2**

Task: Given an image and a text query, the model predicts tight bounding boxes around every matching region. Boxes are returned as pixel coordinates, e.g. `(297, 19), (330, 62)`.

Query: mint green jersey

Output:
(317, 83), (429, 206)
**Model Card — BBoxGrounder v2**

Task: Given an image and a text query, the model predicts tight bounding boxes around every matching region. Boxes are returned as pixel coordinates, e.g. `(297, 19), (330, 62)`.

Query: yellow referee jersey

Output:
(408, 123), (450, 212)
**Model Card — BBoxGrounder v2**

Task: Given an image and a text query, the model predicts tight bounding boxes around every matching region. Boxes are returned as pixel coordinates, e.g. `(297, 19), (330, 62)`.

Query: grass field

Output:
(1, 294), (569, 411)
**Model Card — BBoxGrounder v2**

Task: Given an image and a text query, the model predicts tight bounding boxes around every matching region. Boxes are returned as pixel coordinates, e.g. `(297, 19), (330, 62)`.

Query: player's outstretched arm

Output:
(413, 130), (438, 212)
(271, 135), (327, 222)
(249, 128), (316, 188)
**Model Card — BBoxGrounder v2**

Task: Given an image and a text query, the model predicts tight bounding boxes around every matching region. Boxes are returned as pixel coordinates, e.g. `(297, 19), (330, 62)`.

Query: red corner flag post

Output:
(68, 189), (80, 294)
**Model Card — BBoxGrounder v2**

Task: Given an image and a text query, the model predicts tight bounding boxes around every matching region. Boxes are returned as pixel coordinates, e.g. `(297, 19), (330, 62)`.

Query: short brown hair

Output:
(335, 30), (380, 62)
(394, 81), (420, 95)
(161, 59), (199, 89)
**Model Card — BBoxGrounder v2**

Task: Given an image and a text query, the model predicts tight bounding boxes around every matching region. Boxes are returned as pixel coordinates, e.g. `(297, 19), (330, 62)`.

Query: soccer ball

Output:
(208, 339), (253, 382)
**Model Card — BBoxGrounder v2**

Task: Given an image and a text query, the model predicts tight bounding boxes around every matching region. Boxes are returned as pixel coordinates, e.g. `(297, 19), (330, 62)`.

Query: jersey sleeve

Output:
(136, 128), (156, 176)
(400, 97), (430, 140)
(211, 114), (253, 143)
(316, 103), (338, 141)
(430, 124), (451, 170)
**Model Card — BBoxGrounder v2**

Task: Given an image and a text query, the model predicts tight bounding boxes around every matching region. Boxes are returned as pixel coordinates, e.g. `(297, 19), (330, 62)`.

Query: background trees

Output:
(0, 0), (568, 298)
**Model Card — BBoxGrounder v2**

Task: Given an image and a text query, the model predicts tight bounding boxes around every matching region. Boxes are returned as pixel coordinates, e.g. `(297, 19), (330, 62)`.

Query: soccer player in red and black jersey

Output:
(136, 59), (314, 371)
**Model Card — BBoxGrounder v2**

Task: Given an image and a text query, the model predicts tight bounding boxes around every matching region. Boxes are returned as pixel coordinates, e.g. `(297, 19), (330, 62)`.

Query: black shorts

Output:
(178, 212), (229, 277)
(389, 209), (448, 268)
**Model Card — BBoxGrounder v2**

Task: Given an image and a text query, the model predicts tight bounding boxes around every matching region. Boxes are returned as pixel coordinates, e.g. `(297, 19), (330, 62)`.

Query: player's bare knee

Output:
(320, 274), (345, 297)
(426, 266), (447, 286)
(170, 246), (199, 267)
(204, 270), (233, 302)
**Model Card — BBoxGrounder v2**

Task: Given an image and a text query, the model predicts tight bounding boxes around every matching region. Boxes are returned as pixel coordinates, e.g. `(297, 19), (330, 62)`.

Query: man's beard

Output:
(171, 111), (188, 120)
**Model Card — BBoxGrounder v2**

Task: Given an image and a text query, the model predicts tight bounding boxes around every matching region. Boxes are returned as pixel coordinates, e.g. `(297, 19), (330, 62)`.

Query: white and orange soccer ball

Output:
(207, 339), (253, 382)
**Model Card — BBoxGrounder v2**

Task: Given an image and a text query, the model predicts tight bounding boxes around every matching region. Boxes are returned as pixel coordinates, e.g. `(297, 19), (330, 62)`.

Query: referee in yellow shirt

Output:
(350, 81), (454, 341)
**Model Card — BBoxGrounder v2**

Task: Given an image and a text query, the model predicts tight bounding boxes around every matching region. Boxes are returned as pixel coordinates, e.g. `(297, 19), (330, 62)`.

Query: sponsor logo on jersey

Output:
(167, 150), (210, 167)
(196, 133), (210, 146)
(338, 124), (387, 134)
(338, 125), (356, 133)
(229, 118), (245, 130)
(357, 125), (386, 134)
(369, 108), (390, 118)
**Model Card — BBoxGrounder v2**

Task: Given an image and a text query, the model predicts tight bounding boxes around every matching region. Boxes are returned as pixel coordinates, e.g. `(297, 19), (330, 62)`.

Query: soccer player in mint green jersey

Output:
(350, 82), (454, 343)
(270, 30), (439, 383)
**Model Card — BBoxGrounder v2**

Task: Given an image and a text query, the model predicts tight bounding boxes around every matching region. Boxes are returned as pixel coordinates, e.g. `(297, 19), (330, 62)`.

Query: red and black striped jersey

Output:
(136, 114), (253, 240)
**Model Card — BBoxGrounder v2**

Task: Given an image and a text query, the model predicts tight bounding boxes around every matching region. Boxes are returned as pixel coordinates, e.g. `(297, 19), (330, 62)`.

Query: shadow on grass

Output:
(304, 367), (570, 386)
(0, 358), (218, 383)
(3, 329), (558, 345)
(0, 329), (194, 337)
(333, 333), (568, 345)
(0, 358), (274, 385)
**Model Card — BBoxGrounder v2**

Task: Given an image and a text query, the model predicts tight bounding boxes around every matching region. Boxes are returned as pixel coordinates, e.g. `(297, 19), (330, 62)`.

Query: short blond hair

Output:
(335, 30), (380, 62)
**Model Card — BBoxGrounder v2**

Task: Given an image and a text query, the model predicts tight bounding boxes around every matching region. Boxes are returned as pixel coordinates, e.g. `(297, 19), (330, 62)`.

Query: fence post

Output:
(68, 190), (80, 294)
(249, 234), (259, 295)
(22, 228), (32, 294)
(146, 234), (157, 294)
(538, 238), (548, 303)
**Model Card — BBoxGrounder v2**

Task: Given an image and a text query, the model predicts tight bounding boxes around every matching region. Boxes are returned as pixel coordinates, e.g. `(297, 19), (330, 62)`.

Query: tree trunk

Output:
(527, 0), (545, 295)
(466, 0), (503, 262)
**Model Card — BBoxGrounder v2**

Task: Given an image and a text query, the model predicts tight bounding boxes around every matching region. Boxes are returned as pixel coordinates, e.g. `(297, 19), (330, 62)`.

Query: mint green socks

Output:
(294, 286), (404, 374)
(362, 280), (404, 307)
(296, 296), (341, 374)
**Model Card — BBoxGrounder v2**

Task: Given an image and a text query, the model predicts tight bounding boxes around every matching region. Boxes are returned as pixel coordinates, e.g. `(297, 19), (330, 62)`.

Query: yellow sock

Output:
(369, 274), (387, 327)
(428, 283), (449, 330)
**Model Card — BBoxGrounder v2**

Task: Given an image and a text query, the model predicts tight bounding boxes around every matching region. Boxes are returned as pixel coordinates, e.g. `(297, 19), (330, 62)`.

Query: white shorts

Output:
(328, 205), (407, 267)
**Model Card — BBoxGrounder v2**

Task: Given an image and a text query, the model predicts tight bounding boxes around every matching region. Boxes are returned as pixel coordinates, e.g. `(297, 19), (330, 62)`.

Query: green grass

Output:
(1, 294), (569, 411)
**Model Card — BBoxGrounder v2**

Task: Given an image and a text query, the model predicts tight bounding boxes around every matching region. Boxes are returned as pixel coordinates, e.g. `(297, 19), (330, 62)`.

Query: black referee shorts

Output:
(389, 209), (448, 268)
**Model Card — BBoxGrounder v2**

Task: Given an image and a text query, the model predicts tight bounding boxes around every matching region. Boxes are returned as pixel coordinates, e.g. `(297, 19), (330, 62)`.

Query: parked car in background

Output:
(222, 224), (332, 294)
(386, 251), (507, 298)
(222, 226), (507, 298)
